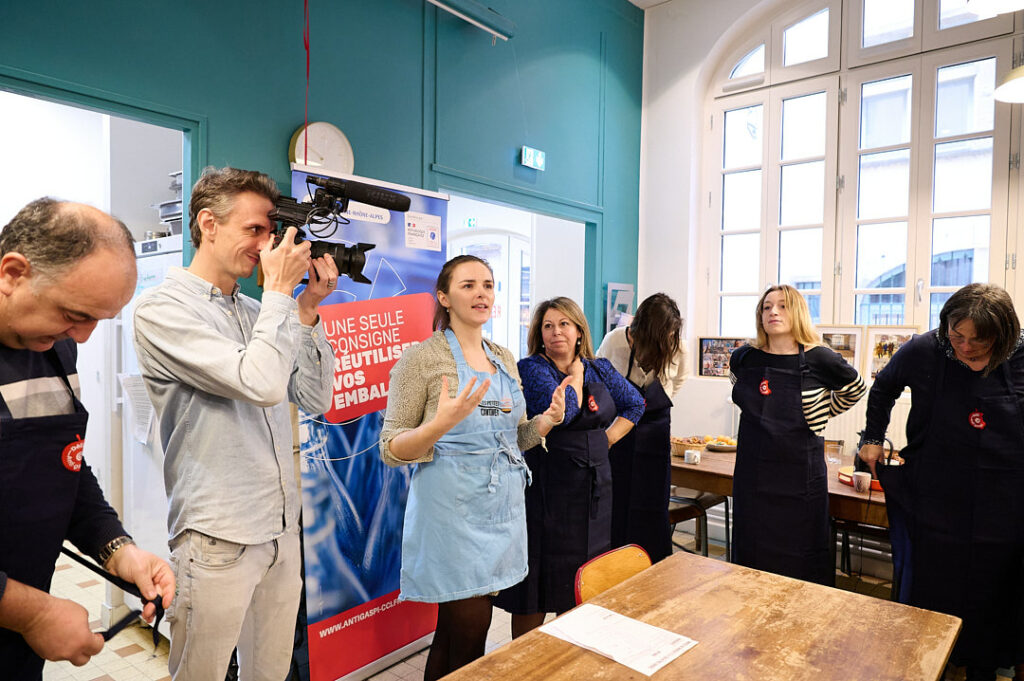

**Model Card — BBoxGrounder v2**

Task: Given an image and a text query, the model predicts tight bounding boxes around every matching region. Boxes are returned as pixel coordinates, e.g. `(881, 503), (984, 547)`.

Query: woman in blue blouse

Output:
(494, 297), (644, 637)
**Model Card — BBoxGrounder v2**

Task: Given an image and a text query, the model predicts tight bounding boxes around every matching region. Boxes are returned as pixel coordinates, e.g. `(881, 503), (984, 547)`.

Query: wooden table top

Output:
(671, 447), (890, 527)
(443, 552), (960, 680)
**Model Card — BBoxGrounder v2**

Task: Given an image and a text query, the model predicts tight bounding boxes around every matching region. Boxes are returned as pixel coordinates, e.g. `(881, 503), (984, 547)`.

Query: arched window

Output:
(703, 0), (1015, 337)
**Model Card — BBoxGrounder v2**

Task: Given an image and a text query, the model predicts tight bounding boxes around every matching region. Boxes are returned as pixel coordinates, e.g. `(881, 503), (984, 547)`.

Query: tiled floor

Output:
(44, 548), (170, 681)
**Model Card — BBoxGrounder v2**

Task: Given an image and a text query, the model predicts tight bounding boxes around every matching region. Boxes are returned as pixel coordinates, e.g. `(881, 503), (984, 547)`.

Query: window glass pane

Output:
(731, 44), (765, 79)
(779, 228), (823, 293)
(863, 0), (914, 48)
(930, 292), (954, 330)
(940, 0), (985, 30)
(858, 150), (910, 220)
(931, 215), (990, 286)
(723, 170), (762, 232)
(860, 76), (912, 149)
(855, 293), (905, 325)
(933, 138), (993, 213)
(784, 9), (830, 67)
(856, 221), (907, 288)
(724, 105), (764, 168)
(780, 161), (825, 226)
(721, 296), (758, 337)
(936, 59), (996, 138)
(721, 233), (760, 292)
(782, 91), (826, 160)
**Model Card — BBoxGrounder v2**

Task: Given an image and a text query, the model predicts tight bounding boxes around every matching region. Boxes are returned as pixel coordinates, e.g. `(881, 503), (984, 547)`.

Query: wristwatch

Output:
(99, 535), (135, 567)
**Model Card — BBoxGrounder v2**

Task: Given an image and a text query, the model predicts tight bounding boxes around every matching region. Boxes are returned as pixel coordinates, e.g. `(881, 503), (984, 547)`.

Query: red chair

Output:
(574, 544), (652, 605)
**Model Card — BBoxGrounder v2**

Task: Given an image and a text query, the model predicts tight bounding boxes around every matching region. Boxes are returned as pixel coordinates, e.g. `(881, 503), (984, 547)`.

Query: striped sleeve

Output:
(828, 374), (866, 418)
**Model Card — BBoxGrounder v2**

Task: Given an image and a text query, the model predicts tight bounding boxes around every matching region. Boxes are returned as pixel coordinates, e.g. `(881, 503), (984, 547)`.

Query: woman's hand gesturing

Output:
(433, 375), (491, 431)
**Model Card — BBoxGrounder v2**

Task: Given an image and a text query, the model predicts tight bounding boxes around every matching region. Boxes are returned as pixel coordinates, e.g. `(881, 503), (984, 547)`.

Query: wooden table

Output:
(671, 448), (890, 528)
(443, 552), (961, 680)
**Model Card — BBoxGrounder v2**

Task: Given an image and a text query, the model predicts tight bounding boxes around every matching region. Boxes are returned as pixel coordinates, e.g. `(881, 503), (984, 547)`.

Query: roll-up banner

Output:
(292, 167), (447, 681)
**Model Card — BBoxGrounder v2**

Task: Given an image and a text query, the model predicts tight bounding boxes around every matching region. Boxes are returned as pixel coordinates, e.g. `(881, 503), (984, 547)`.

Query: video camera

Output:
(270, 175), (411, 284)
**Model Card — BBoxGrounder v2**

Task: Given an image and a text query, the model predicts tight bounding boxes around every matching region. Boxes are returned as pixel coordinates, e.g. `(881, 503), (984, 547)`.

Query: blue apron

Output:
(494, 358), (617, 615)
(399, 329), (529, 603)
(0, 343), (90, 680)
(731, 345), (833, 586)
(878, 354), (1024, 670)
(609, 348), (673, 563)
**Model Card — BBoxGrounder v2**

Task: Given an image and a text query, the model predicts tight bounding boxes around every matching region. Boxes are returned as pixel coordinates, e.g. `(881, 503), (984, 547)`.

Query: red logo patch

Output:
(62, 435), (84, 472)
(588, 395), (599, 412)
(969, 410), (986, 430)
(759, 379), (771, 396)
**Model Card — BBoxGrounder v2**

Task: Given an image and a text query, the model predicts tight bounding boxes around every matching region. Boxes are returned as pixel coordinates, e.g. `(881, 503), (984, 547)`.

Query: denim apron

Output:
(609, 348), (673, 563)
(495, 357), (617, 615)
(731, 345), (833, 586)
(0, 343), (90, 680)
(399, 329), (529, 603)
(878, 353), (1024, 670)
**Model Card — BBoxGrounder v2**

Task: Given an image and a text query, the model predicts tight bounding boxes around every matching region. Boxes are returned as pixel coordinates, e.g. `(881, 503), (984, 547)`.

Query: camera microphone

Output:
(308, 176), (411, 212)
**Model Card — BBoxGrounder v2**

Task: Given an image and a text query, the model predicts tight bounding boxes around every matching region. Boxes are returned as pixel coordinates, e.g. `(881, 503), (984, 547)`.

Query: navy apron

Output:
(0, 344), (90, 680)
(609, 348), (672, 562)
(731, 345), (833, 586)
(878, 354), (1024, 670)
(494, 358), (617, 615)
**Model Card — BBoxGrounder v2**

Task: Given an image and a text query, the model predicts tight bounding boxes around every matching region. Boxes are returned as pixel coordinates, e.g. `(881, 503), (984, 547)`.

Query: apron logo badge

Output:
(588, 395), (599, 412)
(499, 397), (513, 414)
(969, 410), (986, 430)
(62, 435), (84, 472)
(759, 379), (771, 396)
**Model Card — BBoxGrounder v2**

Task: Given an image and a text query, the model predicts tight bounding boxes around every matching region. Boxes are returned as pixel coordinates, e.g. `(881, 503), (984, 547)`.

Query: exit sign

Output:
(520, 146), (546, 171)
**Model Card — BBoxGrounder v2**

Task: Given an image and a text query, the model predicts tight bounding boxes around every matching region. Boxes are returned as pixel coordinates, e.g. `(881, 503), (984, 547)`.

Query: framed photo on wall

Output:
(864, 326), (919, 380)
(817, 325), (863, 372)
(698, 336), (748, 378)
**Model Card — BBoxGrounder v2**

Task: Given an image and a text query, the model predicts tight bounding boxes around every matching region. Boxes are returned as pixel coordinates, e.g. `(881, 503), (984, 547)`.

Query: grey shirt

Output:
(133, 268), (334, 545)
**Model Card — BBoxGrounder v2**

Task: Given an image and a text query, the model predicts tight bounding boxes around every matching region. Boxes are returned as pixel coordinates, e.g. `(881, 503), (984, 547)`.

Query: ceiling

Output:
(628, 0), (670, 8)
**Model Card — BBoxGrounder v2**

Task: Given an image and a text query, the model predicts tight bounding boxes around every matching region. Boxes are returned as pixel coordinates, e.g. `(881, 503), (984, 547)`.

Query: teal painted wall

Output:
(0, 0), (643, 328)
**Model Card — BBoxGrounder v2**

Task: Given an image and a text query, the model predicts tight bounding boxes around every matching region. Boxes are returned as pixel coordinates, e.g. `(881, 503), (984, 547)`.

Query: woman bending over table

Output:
(380, 255), (569, 681)
(494, 297), (644, 637)
(730, 285), (865, 585)
(859, 283), (1024, 681)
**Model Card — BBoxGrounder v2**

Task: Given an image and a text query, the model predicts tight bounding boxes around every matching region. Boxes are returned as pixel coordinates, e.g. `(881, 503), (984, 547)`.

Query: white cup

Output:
(852, 471), (872, 493)
(684, 449), (701, 465)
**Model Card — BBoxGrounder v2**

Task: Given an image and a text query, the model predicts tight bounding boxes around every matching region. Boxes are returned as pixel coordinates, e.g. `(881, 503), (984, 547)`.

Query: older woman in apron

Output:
(860, 283), (1024, 681)
(597, 293), (687, 563)
(380, 256), (568, 681)
(494, 297), (644, 638)
(730, 285), (865, 585)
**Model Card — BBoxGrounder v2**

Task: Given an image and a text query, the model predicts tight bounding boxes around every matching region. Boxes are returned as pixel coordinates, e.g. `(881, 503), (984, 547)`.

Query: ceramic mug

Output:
(852, 471), (872, 493)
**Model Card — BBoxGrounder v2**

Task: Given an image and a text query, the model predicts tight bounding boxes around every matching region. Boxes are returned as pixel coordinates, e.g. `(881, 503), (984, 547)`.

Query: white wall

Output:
(532, 213), (585, 312)
(640, 0), (786, 437)
(109, 117), (183, 239)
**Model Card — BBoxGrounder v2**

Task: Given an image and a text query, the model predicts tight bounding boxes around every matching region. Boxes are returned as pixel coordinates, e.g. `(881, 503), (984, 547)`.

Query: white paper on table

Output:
(119, 374), (154, 444)
(539, 603), (697, 676)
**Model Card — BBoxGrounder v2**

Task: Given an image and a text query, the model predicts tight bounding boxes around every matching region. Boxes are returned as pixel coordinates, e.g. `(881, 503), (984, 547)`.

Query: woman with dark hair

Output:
(379, 255), (569, 680)
(597, 292), (687, 562)
(859, 283), (1024, 681)
(494, 296), (644, 637)
(730, 285), (865, 585)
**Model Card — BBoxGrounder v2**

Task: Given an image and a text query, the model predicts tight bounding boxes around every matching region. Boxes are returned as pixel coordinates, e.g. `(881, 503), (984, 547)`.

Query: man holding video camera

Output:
(133, 167), (336, 681)
(0, 198), (174, 678)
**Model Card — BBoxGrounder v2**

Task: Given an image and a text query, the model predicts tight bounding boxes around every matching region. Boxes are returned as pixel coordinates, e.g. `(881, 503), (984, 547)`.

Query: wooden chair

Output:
(669, 490), (731, 560)
(574, 544), (652, 605)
